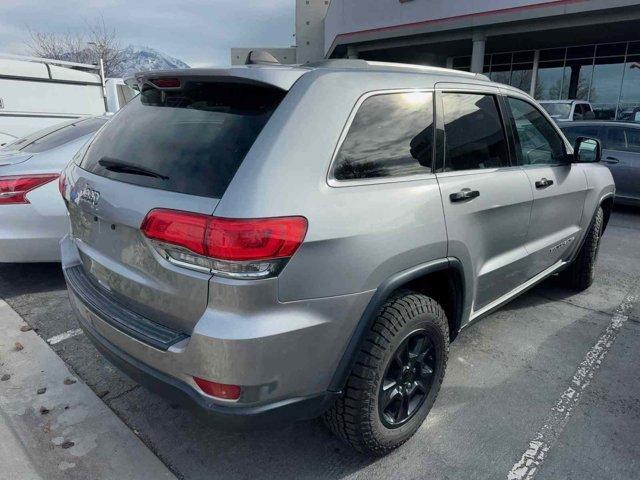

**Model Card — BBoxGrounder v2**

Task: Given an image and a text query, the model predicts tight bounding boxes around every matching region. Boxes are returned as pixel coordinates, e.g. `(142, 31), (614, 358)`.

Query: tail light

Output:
(149, 77), (181, 89)
(0, 174), (59, 205)
(140, 208), (308, 279)
(58, 171), (66, 198)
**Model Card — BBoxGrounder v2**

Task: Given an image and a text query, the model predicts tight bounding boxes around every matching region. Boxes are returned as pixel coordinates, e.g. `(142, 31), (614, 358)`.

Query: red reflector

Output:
(0, 174), (59, 205)
(150, 77), (181, 88)
(140, 209), (308, 262)
(193, 377), (241, 400)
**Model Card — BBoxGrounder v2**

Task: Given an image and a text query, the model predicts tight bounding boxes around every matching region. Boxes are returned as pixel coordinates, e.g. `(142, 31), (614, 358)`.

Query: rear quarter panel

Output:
(214, 69), (448, 301)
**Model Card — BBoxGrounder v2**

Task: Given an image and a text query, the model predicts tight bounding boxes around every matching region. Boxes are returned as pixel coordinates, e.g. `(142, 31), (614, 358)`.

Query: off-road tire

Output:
(562, 206), (604, 291)
(324, 290), (449, 455)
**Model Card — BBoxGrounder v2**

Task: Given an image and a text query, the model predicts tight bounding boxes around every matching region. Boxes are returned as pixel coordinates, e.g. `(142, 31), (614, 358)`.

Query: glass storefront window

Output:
(592, 104), (618, 121)
(451, 42), (640, 122)
(536, 61), (566, 100)
(510, 64), (533, 92)
(590, 57), (625, 104)
(563, 59), (593, 100)
(596, 42), (627, 57)
(539, 48), (565, 61)
(490, 63), (511, 85)
(620, 55), (640, 103)
(617, 104), (640, 122)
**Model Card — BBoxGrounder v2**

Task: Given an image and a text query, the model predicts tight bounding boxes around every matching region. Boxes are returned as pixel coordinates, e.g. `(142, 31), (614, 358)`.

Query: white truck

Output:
(0, 54), (136, 146)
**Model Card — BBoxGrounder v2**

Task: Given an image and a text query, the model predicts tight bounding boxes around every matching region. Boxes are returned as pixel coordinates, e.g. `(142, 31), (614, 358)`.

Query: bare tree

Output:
(26, 16), (125, 77)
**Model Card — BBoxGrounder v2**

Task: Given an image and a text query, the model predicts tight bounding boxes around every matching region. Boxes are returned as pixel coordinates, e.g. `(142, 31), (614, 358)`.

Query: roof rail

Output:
(0, 53), (99, 71)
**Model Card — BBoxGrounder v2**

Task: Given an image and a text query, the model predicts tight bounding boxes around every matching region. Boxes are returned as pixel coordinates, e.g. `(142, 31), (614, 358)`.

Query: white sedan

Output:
(0, 116), (108, 262)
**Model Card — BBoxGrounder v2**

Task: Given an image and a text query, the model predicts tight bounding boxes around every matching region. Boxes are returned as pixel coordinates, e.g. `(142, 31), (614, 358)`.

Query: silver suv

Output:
(60, 60), (614, 455)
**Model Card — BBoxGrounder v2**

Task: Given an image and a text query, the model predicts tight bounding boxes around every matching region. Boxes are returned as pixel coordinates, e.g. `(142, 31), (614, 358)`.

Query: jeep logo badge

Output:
(79, 186), (100, 207)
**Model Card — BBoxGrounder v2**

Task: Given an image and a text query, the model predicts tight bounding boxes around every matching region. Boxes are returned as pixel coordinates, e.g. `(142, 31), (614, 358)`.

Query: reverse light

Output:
(0, 174), (59, 205)
(140, 209), (308, 279)
(193, 377), (241, 400)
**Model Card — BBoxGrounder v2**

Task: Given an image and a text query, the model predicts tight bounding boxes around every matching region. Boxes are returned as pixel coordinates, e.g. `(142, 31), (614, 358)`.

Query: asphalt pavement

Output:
(0, 206), (638, 480)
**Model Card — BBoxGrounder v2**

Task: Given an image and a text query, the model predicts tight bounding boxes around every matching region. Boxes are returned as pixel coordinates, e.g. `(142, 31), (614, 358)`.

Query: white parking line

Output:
(46, 328), (84, 345)
(507, 293), (636, 480)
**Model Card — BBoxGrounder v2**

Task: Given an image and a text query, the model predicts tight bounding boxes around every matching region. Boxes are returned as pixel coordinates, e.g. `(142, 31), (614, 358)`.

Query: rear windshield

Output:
(540, 103), (572, 119)
(80, 81), (286, 199)
(4, 117), (107, 153)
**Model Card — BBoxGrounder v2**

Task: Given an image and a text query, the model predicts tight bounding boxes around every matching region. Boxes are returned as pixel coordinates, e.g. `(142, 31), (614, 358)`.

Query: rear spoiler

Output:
(125, 65), (309, 92)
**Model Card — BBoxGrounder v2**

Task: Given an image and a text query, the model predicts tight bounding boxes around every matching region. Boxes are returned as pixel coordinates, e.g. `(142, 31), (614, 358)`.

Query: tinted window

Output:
(560, 125), (601, 144)
(442, 93), (509, 171)
(333, 92), (434, 180)
(540, 102), (571, 119)
(606, 126), (640, 153)
(508, 97), (566, 165)
(5, 118), (107, 153)
(81, 82), (284, 198)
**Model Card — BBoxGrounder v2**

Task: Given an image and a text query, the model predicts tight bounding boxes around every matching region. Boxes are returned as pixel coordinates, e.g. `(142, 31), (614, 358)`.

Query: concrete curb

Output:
(0, 299), (177, 480)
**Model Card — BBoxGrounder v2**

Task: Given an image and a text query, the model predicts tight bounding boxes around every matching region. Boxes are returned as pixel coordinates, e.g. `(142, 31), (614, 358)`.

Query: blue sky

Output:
(0, 0), (295, 66)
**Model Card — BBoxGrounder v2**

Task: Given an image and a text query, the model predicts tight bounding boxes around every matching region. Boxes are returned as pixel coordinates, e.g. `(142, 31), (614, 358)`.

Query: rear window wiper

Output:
(98, 157), (169, 180)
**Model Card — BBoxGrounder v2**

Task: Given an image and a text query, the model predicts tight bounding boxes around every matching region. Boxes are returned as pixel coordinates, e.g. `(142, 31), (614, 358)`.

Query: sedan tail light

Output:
(140, 209), (308, 279)
(0, 174), (59, 205)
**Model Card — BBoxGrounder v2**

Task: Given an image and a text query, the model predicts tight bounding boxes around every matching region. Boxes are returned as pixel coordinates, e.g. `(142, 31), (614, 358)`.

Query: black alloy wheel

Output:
(378, 329), (437, 428)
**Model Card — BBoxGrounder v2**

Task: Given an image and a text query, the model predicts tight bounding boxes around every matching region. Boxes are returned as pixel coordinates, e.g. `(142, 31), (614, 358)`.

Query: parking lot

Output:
(1, 206), (638, 480)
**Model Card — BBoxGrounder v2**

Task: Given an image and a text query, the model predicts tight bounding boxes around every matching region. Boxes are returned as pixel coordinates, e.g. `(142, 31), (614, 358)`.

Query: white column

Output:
(471, 33), (486, 73)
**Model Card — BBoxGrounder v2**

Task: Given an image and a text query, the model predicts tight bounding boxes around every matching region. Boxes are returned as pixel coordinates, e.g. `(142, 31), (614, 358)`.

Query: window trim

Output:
(437, 89), (514, 174)
(503, 93), (572, 168)
(327, 88), (437, 188)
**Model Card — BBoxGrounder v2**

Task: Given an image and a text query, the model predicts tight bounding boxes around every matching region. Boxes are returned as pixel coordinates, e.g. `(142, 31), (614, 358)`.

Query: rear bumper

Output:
(61, 235), (373, 425)
(76, 302), (339, 426)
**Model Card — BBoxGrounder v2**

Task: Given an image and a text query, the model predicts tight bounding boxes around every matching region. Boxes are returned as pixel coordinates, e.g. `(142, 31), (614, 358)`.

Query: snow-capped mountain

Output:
(113, 45), (190, 77)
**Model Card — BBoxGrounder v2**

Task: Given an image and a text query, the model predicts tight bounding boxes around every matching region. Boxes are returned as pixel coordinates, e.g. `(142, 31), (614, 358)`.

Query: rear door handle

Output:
(604, 157), (620, 164)
(535, 178), (554, 189)
(450, 188), (480, 202)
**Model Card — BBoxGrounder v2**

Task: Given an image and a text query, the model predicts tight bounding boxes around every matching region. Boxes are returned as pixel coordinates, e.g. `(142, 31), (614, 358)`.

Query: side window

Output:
(606, 127), (627, 151)
(507, 97), (566, 166)
(606, 127), (640, 153)
(625, 128), (640, 154)
(332, 92), (434, 181)
(573, 104), (584, 120)
(560, 126), (600, 144)
(441, 92), (509, 171)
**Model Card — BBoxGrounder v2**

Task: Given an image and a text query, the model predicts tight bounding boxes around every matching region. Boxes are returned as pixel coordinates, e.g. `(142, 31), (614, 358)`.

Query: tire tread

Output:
(324, 290), (449, 455)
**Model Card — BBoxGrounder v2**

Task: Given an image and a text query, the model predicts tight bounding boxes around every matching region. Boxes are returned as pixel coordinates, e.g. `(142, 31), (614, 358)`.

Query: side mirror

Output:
(574, 137), (601, 163)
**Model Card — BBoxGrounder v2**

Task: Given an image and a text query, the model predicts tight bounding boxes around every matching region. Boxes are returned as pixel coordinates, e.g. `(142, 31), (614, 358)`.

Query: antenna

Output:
(245, 50), (281, 65)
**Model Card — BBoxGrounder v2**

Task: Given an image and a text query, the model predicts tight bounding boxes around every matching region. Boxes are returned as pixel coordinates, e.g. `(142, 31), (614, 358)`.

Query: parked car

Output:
(560, 121), (640, 205)
(539, 100), (595, 122)
(60, 61), (614, 455)
(0, 116), (108, 262)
